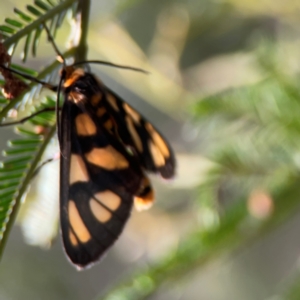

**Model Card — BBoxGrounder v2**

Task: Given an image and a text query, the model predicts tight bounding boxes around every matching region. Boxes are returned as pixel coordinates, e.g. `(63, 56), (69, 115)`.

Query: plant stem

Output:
(72, 0), (90, 62)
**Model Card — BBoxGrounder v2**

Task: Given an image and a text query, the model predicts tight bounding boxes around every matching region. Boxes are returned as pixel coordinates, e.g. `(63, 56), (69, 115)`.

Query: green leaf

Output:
(34, 0), (51, 11)
(3, 147), (38, 155)
(32, 26), (42, 56)
(9, 138), (42, 146)
(0, 173), (25, 180)
(0, 99), (9, 105)
(56, 9), (67, 27)
(46, 0), (55, 6)
(13, 8), (33, 22)
(2, 156), (33, 167)
(21, 31), (32, 62)
(26, 5), (43, 17)
(0, 181), (20, 190)
(0, 124), (56, 260)
(10, 63), (37, 76)
(5, 18), (23, 28)
(15, 127), (41, 137)
(0, 25), (15, 34)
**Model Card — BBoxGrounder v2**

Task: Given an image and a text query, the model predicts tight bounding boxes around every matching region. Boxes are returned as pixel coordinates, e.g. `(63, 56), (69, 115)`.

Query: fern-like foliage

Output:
(0, 101), (56, 256)
(0, 0), (86, 260)
(0, 0), (78, 118)
(193, 63), (300, 211)
(0, 0), (77, 60)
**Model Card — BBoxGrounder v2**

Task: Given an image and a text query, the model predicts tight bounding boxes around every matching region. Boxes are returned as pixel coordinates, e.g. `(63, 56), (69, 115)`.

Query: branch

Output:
(71, 0), (91, 62)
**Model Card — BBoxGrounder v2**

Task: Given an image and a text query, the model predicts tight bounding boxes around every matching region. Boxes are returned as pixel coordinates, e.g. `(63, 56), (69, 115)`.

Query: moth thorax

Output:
(68, 91), (87, 104)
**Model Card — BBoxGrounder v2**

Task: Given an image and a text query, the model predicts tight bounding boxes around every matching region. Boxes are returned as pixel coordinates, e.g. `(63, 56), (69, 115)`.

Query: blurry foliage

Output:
(100, 45), (300, 299)
(1, 0), (300, 300)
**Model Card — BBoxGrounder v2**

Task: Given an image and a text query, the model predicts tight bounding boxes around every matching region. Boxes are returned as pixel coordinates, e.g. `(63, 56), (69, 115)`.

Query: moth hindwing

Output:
(57, 66), (175, 268)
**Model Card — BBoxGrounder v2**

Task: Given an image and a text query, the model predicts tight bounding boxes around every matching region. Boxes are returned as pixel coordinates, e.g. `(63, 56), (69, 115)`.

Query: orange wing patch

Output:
(85, 146), (129, 170)
(148, 140), (165, 167)
(104, 119), (114, 131)
(69, 230), (79, 246)
(123, 103), (140, 124)
(89, 199), (112, 223)
(91, 93), (102, 106)
(125, 116), (143, 153)
(93, 191), (121, 211)
(68, 201), (91, 243)
(106, 94), (119, 111)
(69, 154), (89, 184)
(96, 107), (106, 117)
(75, 113), (97, 136)
(146, 122), (170, 158)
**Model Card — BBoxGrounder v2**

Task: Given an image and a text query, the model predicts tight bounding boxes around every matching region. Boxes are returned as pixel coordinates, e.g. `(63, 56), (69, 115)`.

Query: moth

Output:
(0, 46), (175, 270)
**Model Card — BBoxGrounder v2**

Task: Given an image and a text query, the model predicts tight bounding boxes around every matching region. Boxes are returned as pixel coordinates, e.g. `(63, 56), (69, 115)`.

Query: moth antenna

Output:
(43, 23), (66, 66)
(0, 64), (57, 91)
(72, 60), (149, 74)
(0, 65), (57, 92)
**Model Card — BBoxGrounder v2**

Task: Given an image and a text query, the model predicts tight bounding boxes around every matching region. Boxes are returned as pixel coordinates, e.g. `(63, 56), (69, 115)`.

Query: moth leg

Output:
(0, 64), (58, 91)
(31, 152), (60, 180)
(0, 107), (58, 127)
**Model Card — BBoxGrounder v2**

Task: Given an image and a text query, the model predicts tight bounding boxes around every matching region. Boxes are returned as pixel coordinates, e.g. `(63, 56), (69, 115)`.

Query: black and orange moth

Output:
(0, 44), (175, 269)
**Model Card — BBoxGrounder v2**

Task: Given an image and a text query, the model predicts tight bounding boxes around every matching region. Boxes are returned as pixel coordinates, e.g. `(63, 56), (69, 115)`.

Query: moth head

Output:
(62, 67), (85, 88)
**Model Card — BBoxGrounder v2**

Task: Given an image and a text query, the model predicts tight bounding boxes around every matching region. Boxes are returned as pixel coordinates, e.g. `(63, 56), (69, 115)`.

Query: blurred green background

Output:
(1, 0), (300, 299)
